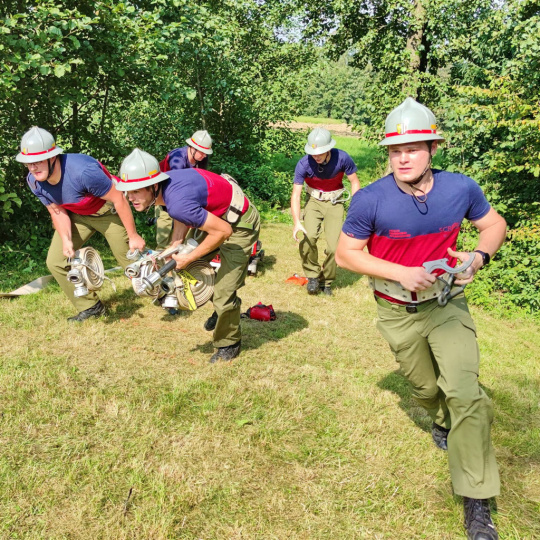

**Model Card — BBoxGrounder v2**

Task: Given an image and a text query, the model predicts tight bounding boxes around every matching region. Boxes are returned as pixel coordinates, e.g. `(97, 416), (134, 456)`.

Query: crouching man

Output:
(336, 98), (506, 539)
(15, 127), (145, 321)
(116, 149), (260, 363)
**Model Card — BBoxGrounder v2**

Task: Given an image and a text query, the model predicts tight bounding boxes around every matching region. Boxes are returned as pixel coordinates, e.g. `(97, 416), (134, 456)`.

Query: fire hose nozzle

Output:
(126, 249), (141, 261)
(141, 258), (177, 292)
(160, 276), (175, 294)
(67, 268), (89, 297)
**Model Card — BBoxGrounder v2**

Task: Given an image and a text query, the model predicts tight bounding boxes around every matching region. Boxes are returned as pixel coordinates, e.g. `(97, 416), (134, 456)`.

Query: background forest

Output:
(1, 0), (539, 316)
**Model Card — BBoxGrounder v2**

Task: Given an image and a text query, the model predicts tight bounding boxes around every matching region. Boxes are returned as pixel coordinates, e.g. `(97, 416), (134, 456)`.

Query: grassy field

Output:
(294, 116), (345, 125)
(0, 223), (539, 539)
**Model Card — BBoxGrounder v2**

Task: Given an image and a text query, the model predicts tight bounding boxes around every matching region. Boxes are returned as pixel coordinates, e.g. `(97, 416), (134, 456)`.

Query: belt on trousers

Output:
(90, 201), (115, 217)
(374, 294), (438, 314)
(234, 204), (255, 230)
(304, 185), (347, 203)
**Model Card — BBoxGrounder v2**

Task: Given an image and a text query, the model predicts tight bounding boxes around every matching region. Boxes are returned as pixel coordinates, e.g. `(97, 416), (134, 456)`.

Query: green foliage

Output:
(0, 0), (309, 246)
(301, 0), (497, 136)
(297, 53), (369, 125)
(440, 0), (540, 314)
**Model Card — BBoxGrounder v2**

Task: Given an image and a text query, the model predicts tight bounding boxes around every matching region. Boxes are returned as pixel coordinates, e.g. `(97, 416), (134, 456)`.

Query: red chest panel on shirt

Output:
(305, 172), (345, 192)
(60, 196), (106, 215)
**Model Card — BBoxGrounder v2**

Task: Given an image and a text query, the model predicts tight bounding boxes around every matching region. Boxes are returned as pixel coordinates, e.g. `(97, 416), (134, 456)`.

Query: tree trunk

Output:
(72, 101), (79, 153)
(404, 0), (427, 99)
(99, 81), (109, 135)
(194, 57), (206, 130)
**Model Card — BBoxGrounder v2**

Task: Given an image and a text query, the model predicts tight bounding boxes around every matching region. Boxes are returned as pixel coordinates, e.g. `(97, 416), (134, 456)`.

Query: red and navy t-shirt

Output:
(162, 169), (248, 229)
(293, 148), (357, 192)
(27, 154), (113, 215)
(160, 146), (208, 172)
(342, 170), (491, 269)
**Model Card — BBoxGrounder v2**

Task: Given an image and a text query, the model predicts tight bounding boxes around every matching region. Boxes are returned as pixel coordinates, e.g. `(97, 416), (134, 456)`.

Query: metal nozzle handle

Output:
(141, 259), (177, 291)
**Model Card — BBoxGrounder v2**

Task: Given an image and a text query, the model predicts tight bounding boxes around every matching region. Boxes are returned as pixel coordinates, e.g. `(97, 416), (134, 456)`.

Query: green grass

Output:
(294, 116), (344, 124)
(0, 223), (538, 538)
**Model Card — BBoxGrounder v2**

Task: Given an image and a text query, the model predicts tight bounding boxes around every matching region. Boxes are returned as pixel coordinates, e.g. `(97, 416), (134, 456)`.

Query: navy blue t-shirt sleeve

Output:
(342, 189), (376, 240)
(168, 148), (184, 170)
(340, 151), (358, 176)
(464, 175), (491, 221)
(293, 160), (307, 185)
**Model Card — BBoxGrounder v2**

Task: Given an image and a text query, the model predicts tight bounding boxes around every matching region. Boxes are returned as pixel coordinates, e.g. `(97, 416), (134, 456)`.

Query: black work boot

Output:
(320, 284), (332, 296)
(204, 311), (218, 331)
(67, 301), (106, 322)
(209, 341), (241, 363)
(307, 278), (320, 295)
(432, 423), (450, 451)
(463, 497), (498, 540)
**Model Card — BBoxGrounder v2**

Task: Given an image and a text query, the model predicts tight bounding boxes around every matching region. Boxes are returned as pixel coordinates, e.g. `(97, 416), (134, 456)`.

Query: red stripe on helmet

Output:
(190, 138), (211, 150)
(23, 146), (56, 155)
(119, 171), (162, 183)
(385, 129), (437, 138)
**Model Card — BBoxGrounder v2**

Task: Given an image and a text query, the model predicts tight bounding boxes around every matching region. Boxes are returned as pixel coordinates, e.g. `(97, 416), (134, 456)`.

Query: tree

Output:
(300, 0), (497, 134)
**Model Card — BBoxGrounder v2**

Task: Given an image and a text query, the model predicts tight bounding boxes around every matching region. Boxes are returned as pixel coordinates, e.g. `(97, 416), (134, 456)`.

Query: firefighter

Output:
(336, 97), (506, 540)
(155, 130), (213, 250)
(15, 127), (145, 321)
(291, 128), (360, 295)
(116, 148), (260, 363)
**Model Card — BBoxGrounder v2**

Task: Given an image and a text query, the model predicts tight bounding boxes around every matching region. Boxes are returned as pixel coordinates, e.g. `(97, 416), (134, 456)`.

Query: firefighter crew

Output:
(291, 128), (360, 296)
(336, 98), (506, 540)
(15, 126), (145, 322)
(116, 149), (260, 363)
(155, 130), (213, 250)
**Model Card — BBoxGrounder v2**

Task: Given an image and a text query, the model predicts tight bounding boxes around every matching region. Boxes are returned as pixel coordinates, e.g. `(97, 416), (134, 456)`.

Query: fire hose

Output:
(67, 247), (115, 297)
(125, 240), (215, 311)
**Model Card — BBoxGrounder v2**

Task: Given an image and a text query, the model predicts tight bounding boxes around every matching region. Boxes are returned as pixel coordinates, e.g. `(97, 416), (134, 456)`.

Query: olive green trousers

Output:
(189, 206), (260, 348)
(299, 197), (344, 287)
(155, 206), (174, 250)
(46, 210), (131, 312)
(376, 295), (500, 499)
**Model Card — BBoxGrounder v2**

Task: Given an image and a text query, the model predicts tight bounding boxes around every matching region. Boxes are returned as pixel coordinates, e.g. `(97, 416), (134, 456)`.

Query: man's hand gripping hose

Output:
(423, 254), (475, 307)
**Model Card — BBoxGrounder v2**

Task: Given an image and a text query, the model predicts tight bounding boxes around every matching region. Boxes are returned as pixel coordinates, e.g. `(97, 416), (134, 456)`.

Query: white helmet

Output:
(116, 149), (170, 191)
(379, 97), (445, 146)
(16, 126), (63, 163)
(186, 130), (213, 155)
(304, 128), (336, 156)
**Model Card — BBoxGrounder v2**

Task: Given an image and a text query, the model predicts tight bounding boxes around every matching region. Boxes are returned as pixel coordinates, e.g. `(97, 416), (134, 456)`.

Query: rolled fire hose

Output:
(67, 247), (114, 297)
(174, 260), (215, 310)
(130, 261), (161, 297)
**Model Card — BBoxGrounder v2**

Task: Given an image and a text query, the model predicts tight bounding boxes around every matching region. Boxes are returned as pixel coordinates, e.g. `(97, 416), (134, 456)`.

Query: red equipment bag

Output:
(243, 302), (276, 321)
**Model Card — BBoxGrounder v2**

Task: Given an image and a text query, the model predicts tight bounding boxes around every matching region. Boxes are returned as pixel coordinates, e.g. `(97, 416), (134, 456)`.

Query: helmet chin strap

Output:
(46, 156), (57, 181)
(145, 184), (161, 211)
(409, 158), (432, 186)
(317, 151), (330, 173)
(407, 141), (434, 186)
(398, 141), (434, 204)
